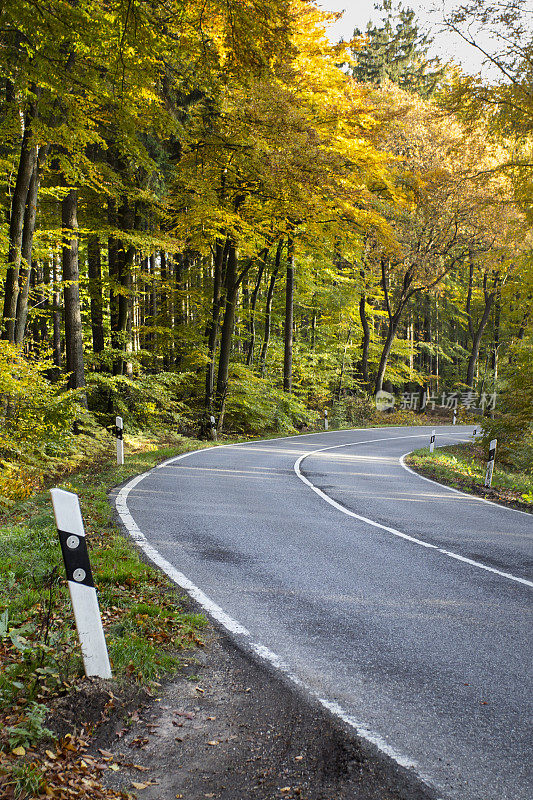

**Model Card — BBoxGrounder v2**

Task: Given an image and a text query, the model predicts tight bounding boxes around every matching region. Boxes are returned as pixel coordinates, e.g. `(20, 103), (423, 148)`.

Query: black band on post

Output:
(57, 529), (95, 587)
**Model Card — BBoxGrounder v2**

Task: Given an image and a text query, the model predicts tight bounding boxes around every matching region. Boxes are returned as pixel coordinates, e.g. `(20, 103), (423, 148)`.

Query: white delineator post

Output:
(324, 409), (328, 431)
(485, 439), (497, 488)
(429, 429), (436, 454)
(116, 416), (124, 465)
(50, 488), (112, 679)
(453, 408), (457, 425)
(210, 415), (217, 441)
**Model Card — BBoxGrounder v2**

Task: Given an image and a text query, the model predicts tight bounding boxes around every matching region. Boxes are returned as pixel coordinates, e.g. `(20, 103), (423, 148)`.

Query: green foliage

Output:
(6, 703), (54, 750)
(329, 394), (378, 428)
(222, 365), (318, 435)
(86, 371), (193, 432)
(349, 0), (445, 97)
(407, 442), (533, 508)
(480, 344), (533, 473)
(0, 436), (209, 766)
(6, 759), (43, 798)
(0, 343), (78, 459)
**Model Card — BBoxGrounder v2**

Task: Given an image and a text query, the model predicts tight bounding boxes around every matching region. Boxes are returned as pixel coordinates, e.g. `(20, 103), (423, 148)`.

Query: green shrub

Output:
(222, 365), (318, 435)
(0, 343), (78, 460)
(480, 343), (533, 473)
(329, 394), (378, 428)
(85, 371), (193, 432)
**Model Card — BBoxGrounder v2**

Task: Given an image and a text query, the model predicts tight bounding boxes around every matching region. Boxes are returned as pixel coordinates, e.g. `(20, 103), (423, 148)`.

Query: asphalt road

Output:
(117, 425), (533, 800)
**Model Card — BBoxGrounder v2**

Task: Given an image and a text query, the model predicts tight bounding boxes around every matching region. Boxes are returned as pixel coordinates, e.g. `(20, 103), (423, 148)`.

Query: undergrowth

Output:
(0, 433), (211, 798)
(406, 442), (533, 511)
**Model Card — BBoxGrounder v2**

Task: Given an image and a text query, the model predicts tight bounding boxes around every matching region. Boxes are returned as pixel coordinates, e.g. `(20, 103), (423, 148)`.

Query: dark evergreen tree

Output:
(349, 0), (445, 98)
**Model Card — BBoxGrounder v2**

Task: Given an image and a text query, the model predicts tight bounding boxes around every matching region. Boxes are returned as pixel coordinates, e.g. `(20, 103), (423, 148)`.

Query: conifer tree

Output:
(349, 0), (444, 98)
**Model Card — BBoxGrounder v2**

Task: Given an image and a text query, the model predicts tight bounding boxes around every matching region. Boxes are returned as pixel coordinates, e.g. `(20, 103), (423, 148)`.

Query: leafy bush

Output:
(222, 365), (318, 435)
(329, 394), (378, 428)
(0, 343), (78, 460)
(480, 344), (533, 473)
(85, 371), (193, 432)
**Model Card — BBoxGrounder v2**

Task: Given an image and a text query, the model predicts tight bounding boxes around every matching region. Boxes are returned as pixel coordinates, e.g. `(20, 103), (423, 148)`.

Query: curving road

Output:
(115, 425), (532, 800)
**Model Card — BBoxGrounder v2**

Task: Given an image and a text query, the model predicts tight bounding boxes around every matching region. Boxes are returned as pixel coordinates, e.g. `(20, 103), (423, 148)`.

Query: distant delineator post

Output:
(485, 439), (497, 488)
(116, 415), (124, 465)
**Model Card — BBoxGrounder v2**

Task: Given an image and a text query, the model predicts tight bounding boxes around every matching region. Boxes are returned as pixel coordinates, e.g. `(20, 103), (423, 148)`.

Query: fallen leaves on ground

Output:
(0, 734), (133, 799)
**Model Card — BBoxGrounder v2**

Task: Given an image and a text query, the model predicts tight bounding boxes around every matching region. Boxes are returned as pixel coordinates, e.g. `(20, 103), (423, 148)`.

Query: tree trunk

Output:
(51, 253), (62, 380)
(259, 240), (282, 376)
(160, 250), (170, 368)
(245, 249), (268, 366)
(215, 241), (238, 419)
(491, 290), (500, 374)
(374, 314), (401, 394)
(2, 122), (37, 342)
(108, 199), (119, 362)
(205, 238), (227, 411)
(62, 189), (86, 401)
(14, 144), (48, 344)
(283, 235), (294, 393)
(465, 267), (497, 388)
(174, 252), (185, 368)
(465, 291), (495, 388)
(113, 200), (135, 374)
(87, 234), (105, 354)
(358, 268), (370, 386)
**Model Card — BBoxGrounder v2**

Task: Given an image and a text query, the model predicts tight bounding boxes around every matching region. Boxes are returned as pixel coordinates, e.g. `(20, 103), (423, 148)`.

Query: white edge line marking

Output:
(114, 434), (448, 788)
(399, 450), (533, 518)
(294, 438), (532, 589)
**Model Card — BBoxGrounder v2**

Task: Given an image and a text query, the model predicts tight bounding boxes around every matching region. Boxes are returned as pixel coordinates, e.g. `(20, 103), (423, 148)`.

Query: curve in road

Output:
(115, 426), (532, 800)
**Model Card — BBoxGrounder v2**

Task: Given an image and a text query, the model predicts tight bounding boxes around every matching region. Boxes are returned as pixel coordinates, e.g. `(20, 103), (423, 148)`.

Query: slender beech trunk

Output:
(108, 199), (119, 359)
(465, 294), (495, 387)
(374, 258), (409, 394)
(491, 290), (501, 374)
(14, 145), (49, 344)
(51, 253), (62, 379)
(338, 325), (352, 399)
(374, 312), (403, 394)
(87, 234), (105, 354)
(205, 238), (228, 411)
(245, 249), (268, 366)
(62, 189), (86, 401)
(174, 252), (185, 368)
(29, 261), (41, 350)
(160, 250), (170, 368)
(259, 240), (282, 375)
(113, 200), (135, 375)
(283, 235), (294, 393)
(358, 268), (370, 385)
(215, 241), (238, 418)
(2, 123), (37, 341)
(359, 295), (370, 384)
(465, 271), (497, 388)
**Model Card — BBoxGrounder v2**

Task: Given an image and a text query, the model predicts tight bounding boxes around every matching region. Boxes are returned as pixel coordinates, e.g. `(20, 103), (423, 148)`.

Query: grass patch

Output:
(0, 431), (213, 797)
(406, 442), (533, 512)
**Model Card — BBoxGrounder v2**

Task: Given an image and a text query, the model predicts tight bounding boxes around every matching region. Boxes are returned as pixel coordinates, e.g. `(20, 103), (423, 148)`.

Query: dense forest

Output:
(1, 0), (532, 478)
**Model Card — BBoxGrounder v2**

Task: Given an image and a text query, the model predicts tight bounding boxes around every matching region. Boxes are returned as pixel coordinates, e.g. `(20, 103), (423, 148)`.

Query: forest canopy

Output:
(1, 0), (531, 454)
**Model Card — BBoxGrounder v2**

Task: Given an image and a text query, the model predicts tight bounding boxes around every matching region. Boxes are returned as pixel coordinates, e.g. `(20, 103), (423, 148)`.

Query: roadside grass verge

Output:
(0, 432), (213, 799)
(405, 442), (533, 512)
